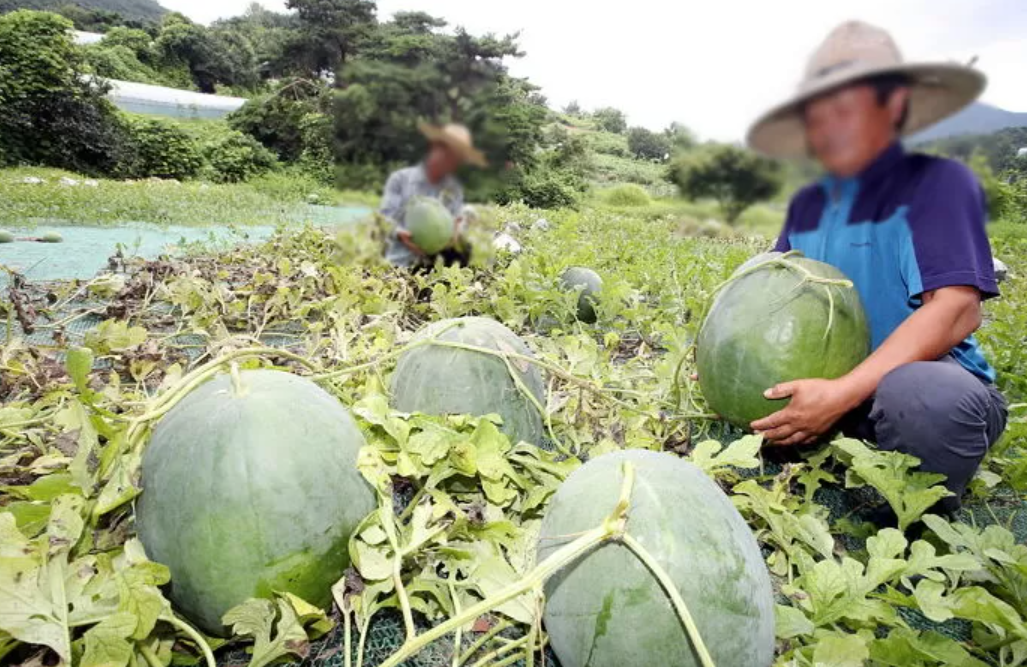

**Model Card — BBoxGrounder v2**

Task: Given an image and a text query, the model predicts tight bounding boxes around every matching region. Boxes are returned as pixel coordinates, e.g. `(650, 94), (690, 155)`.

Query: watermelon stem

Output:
(375, 463), (638, 667)
(621, 533), (717, 667)
(159, 613), (216, 667)
(457, 620), (513, 665)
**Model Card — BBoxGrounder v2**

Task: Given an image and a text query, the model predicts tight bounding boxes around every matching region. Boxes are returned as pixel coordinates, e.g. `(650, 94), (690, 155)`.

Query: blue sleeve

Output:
(907, 159), (999, 300)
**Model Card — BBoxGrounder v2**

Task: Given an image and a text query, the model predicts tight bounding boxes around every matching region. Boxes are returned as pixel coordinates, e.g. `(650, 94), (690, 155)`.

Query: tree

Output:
(593, 106), (627, 134)
(280, 0), (376, 78)
(668, 144), (783, 223)
(563, 100), (581, 116)
(664, 122), (697, 154)
(0, 10), (126, 173)
(626, 126), (670, 161)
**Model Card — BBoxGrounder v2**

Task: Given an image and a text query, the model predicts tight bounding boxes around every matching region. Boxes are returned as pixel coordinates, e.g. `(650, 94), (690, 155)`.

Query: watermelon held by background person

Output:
(390, 316), (546, 446)
(538, 449), (775, 667)
(697, 254), (870, 429)
(39, 231), (63, 243)
(559, 267), (603, 323)
(135, 370), (375, 636)
(405, 196), (455, 254)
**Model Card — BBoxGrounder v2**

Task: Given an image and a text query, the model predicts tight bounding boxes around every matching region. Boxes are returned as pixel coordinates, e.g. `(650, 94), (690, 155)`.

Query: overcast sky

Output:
(161, 0), (1027, 141)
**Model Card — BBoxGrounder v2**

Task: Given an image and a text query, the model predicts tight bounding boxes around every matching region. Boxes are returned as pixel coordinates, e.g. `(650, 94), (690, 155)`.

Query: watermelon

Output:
(697, 255), (869, 429)
(559, 267), (603, 324)
(136, 370), (375, 635)
(39, 231), (63, 243)
(405, 196), (454, 255)
(0, 230), (13, 243)
(538, 449), (774, 667)
(390, 317), (545, 446)
(733, 250), (783, 276)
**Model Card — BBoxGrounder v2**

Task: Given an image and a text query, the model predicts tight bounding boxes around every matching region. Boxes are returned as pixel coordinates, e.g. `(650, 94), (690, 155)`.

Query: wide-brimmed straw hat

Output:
(747, 20), (987, 159)
(419, 122), (488, 168)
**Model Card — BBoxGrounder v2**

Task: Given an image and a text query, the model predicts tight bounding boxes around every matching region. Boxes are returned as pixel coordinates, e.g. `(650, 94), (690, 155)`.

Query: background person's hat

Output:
(746, 20), (987, 159)
(419, 122), (488, 167)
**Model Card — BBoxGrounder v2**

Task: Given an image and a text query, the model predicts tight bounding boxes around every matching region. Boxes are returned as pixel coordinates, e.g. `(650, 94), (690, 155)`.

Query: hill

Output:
(0, 0), (166, 23)
(910, 101), (1027, 144)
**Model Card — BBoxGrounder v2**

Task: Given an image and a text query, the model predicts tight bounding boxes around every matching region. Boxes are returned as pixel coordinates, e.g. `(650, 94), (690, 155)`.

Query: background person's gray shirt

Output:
(380, 164), (464, 267)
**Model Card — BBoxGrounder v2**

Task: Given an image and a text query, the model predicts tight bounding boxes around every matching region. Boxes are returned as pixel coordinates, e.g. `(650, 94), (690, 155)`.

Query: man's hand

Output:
(397, 229), (425, 256)
(750, 378), (861, 446)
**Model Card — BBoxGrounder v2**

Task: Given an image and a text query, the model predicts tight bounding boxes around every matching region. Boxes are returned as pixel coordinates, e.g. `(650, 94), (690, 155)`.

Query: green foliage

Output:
(626, 126), (671, 160)
(664, 122), (697, 155)
(500, 167), (583, 210)
(668, 143), (783, 223)
(201, 131), (278, 183)
(920, 126), (1027, 175)
(1, 0), (165, 26)
(592, 106), (627, 134)
(229, 82), (327, 162)
(0, 166), (366, 226)
(583, 130), (629, 157)
(280, 0), (376, 77)
(154, 13), (259, 93)
(0, 10), (126, 174)
(601, 184), (651, 207)
(967, 153), (1023, 223)
(118, 115), (203, 179)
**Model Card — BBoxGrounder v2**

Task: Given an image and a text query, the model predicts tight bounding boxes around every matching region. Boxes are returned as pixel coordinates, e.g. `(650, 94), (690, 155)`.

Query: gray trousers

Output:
(840, 355), (1008, 512)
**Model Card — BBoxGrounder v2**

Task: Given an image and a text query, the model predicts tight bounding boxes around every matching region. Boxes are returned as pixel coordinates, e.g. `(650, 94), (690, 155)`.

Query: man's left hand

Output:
(750, 378), (859, 446)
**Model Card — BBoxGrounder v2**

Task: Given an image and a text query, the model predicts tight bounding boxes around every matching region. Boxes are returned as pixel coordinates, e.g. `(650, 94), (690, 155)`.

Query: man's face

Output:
(803, 83), (907, 178)
(426, 142), (462, 177)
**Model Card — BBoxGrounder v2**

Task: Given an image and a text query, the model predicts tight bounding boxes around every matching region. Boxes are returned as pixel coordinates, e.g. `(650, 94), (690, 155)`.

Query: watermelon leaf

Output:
(832, 438), (953, 531)
(79, 612), (136, 667)
(222, 598), (309, 667)
(811, 632), (870, 667)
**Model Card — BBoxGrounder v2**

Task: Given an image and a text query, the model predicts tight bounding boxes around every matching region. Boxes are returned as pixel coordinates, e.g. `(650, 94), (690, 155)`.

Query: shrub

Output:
(627, 127), (671, 161)
(668, 144), (783, 224)
(202, 131), (278, 183)
(120, 116), (204, 180)
(585, 132), (630, 158)
(602, 184), (651, 207)
(0, 10), (127, 174)
(229, 83), (326, 161)
(501, 168), (583, 210)
(593, 107), (627, 134)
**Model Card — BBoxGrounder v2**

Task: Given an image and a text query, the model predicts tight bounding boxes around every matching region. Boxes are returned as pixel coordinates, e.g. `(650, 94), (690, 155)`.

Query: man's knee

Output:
(871, 360), (996, 498)
(874, 361), (990, 430)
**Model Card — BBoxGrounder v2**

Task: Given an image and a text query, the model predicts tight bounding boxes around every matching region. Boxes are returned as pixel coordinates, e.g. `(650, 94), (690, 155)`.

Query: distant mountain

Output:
(910, 102), (1027, 144)
(0, 0), (166, 23)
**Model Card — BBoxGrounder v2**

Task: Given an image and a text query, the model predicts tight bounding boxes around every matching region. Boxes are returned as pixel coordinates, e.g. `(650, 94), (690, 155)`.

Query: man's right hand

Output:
(397, 229), (425, 256)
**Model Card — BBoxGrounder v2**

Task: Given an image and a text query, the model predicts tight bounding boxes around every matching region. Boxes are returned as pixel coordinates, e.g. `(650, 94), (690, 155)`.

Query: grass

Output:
(0, 167), (377, 228)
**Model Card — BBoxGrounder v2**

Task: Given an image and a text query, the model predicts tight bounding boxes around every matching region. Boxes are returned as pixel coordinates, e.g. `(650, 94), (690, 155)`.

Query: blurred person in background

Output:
(379, 122), (487, 269)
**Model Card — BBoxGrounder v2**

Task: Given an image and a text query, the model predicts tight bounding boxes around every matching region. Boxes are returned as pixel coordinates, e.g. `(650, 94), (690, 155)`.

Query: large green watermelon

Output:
(405, 196), (454, 255)
(390, 317), (545, 446)
(538, 449), (775, 667)
(733, 251), (783, 277)
(697, 255), (869, 429)
(559, 267), (603, 324)
(136, 370), (375, 635)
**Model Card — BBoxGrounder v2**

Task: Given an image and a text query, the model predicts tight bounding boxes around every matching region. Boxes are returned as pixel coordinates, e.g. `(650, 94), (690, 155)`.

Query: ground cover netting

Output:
(2, 207), (1026, 667)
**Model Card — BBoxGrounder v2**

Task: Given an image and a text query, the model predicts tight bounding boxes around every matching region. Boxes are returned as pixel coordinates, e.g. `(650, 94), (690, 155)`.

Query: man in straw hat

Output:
(746, 21), (1007, 518)
(380, 121), (487, 268)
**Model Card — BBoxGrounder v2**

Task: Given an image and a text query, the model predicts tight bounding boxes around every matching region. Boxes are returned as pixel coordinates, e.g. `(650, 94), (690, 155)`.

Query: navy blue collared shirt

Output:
(774, 143), (1000, 383)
